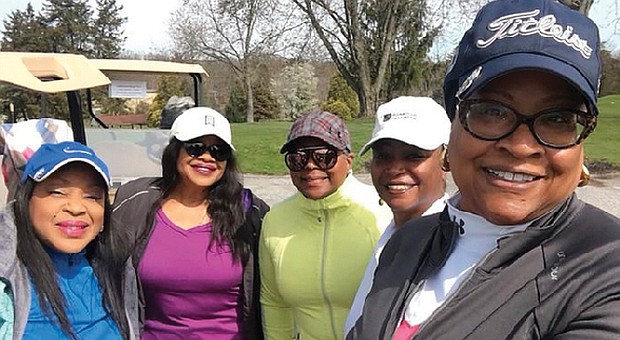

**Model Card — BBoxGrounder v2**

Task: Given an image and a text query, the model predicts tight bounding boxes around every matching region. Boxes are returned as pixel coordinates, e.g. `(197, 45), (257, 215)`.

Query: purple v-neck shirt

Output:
(138, 209), (244, 339)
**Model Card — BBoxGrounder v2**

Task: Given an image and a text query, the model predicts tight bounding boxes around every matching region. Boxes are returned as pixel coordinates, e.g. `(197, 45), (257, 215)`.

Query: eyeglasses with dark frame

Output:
(457, 99), (597, 149)
(183, 141), (232, 161)
(284, 146), (340, 172)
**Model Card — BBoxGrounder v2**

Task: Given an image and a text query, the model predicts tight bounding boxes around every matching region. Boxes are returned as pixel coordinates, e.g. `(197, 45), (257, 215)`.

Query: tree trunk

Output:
(245, 76), (255, 123)
(358, 82), (378, 118)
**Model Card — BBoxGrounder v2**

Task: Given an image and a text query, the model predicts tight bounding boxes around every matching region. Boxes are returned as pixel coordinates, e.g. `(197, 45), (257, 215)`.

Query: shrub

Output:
(225, 82), (280, 122)
(323, 72), (359, 118)
(321, 99), (353, 120)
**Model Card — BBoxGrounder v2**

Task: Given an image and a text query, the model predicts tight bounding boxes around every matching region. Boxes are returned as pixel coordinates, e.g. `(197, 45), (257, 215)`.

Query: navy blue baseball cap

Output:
(444, 0), (601, 120)
(21, 141), (111, 188)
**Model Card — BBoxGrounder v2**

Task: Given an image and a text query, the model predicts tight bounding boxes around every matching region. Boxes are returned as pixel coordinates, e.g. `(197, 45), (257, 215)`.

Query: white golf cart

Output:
(0, 51), (208, 202)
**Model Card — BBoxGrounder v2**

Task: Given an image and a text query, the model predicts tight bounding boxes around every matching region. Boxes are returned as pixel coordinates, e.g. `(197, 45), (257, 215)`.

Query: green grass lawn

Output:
(232, 95), (620, 175)
(584, 95), (620, 168)
(232, 118), (375, 174)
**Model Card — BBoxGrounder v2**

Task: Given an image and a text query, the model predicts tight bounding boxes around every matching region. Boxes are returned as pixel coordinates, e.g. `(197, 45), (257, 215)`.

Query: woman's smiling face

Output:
(29, 163), (106, 253)
(449, 70), (587, 225)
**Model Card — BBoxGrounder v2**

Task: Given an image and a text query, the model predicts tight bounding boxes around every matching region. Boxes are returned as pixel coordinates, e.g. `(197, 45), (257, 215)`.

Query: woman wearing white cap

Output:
(348, 1), (620, 339)
(112, 107), (269, 339)
(0, 141), (135, 339)
(343, 96), (451, 337)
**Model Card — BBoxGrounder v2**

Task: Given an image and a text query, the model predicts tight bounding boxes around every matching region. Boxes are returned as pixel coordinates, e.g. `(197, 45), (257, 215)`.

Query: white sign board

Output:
(109, 80), (147, 98)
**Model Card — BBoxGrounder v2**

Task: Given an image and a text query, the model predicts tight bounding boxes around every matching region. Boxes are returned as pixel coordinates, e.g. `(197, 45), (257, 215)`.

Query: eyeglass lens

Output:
(183, 141), (231, 161)
(458, 99), (594, 149)
(285, 147), (339, 172)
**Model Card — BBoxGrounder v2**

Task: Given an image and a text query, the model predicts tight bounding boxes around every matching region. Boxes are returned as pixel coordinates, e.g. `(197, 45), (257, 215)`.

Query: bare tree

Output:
(292, 0), (397, 117)
(292, 0), (460, 117)
(169, 0), (305, 122)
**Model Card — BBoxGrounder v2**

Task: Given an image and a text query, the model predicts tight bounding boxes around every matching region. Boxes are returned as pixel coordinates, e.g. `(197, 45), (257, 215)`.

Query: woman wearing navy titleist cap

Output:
(260, 110), (391, 340)
(0, 141), (135, 339)
(112, 107), (269, 339)
(348, 1), (620, 339)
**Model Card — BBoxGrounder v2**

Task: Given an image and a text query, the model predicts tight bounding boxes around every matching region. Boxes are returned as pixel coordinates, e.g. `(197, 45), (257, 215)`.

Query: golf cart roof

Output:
(88, 58), (208, 77)
(0, 51), (111, 93)
(0, 53), (207, 190)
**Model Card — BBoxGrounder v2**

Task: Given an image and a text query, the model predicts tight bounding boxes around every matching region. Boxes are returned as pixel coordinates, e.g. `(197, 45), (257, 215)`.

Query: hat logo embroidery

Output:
(204, 115), (215, 127)
(390, 112), (418, 120)
(33, 168), (46, 181)
(383, 114), (392, 122)
(63, 147), (93, 155)
(476, 9), (592, 59)
(456, 66), (482, 99)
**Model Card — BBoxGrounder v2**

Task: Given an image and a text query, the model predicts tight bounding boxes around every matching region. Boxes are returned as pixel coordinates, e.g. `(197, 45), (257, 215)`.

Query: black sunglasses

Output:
(284, 146), (340, 172)
(183, 141), (232, 161)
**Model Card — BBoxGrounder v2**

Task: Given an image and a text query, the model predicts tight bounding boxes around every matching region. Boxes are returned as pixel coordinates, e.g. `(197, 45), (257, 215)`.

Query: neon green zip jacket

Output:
(259, 175), (391, 340)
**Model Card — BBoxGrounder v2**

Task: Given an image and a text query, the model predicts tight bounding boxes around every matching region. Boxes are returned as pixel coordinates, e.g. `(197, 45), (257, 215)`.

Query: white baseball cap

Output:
(170, 107), (235, 150)
(359, 96), (451, 155)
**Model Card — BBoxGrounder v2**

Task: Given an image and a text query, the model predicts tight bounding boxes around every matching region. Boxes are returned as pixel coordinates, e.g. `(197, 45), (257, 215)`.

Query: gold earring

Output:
(378, 198), (384, 206)
(578, 164), (590, 187)
(441, 149), (450, 172)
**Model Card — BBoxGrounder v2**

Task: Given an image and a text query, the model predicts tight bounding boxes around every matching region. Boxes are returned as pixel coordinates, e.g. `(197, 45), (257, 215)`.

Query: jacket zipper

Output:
(319, 207), (338, 340)
(389, 279), (425, 340)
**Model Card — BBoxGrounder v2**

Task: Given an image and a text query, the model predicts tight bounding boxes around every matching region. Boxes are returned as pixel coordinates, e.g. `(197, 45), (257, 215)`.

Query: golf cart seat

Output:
(0, 118), (73, 200)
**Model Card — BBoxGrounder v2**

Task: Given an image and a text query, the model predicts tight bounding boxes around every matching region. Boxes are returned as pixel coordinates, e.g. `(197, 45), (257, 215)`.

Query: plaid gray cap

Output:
(280, 110), (351, 154)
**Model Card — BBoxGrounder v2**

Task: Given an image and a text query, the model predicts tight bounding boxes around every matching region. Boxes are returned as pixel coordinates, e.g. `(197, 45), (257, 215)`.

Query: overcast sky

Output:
(0, 0), (618, 54)
(0, 0), (180, 52)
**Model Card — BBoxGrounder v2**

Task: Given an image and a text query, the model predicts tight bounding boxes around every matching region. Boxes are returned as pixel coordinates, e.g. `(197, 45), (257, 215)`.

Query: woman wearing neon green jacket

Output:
(259, 110), (391, 340)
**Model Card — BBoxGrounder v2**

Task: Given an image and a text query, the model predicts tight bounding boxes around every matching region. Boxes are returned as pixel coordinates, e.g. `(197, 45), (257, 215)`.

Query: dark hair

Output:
(157, 137), (247, 259)
(14, 167), (130, 339)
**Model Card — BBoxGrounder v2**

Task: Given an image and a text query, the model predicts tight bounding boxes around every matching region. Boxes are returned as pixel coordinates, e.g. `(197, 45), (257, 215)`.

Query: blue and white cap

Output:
(21, 141), (111, 188)
(444, 0), (601, 120)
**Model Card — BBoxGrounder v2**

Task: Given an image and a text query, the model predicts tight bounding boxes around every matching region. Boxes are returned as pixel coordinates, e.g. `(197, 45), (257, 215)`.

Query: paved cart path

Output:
(243, 172), (620, 218)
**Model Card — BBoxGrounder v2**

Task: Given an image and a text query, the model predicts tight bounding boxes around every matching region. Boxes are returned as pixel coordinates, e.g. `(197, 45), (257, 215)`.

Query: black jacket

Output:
(348, 194), (620, 339)
(111, 177), (269, 340)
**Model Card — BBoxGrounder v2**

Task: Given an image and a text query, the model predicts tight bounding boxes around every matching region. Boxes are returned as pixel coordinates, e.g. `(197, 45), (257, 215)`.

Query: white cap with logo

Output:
(171, 107), (235, 150)
(360, 96), (451, 155)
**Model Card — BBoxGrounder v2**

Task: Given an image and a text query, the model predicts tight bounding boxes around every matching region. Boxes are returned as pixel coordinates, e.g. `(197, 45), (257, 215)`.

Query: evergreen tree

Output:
(321, 72), (359, 120)
(225, 86), (246, 123)
(92, 0), (126, 58)
(42, 0), (94, 55)
(382, 0), (439, 99)
(1, 0), (128, 120)
(253, 83), (280, 122)
(225, 82), (280, 123)
(1, 5), (50, 120)
(1, 4), (48, 52)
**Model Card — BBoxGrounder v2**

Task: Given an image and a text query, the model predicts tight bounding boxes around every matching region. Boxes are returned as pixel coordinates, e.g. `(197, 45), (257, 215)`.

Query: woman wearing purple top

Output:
(112, 107), (269, 339)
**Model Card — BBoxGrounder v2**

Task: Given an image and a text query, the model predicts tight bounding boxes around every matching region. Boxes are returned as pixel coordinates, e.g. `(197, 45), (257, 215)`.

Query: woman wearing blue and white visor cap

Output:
(0, 141), (136, 339)
(348, 0), (620, 339)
